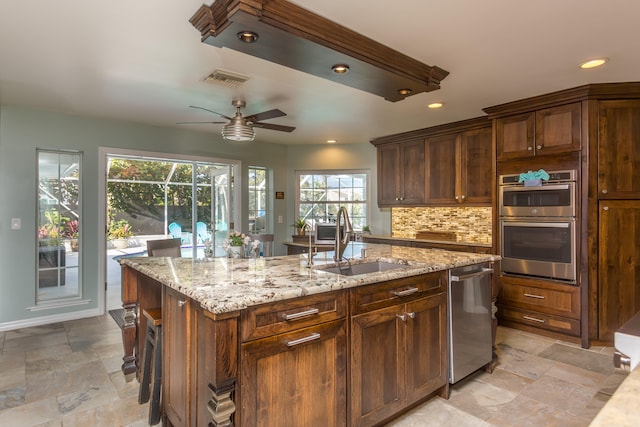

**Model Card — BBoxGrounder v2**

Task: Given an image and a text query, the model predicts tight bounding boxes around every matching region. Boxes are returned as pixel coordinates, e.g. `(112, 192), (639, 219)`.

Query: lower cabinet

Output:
(240, 319), (347, 427)
(163, 287), (193, 427)
(350, 274), (448, 427)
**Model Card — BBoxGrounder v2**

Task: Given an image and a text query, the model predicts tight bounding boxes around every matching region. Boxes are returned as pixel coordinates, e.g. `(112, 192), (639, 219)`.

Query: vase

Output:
(228, 245), (243, 258)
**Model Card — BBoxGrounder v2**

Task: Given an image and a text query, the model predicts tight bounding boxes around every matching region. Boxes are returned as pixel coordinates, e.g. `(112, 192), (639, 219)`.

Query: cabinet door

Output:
(405, 293), (448, 405)
(598, 201), (640, 341)
(241, 320), (347, 427)
(163, 288), (192, 427)
(425, 133), (458, 204)
(598, 100), (640, 199)
(460, 127), (493, 205)
(496, 112), (535, 159)
(351, 305), (405, 426)
(535, 102), (581, 155)
(377, 143), (401, 206)
(400, 139), (426, 205)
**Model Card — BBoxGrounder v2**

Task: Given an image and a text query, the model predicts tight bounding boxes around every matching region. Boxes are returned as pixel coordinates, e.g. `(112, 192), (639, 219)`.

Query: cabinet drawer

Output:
(351, 272), (446, 315)
(499, 281), (579, 319)
(241, 291), (346, 342)
(498, 306), (580, 336)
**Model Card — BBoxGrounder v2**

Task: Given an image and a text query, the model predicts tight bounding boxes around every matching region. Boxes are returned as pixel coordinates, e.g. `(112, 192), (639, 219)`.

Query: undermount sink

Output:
(317, 261), (405, 276)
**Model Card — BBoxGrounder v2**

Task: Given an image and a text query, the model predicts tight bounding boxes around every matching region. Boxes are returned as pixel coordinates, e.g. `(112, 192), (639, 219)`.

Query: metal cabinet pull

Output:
(287, 332), (321, 347)
(536, 145), (542, 150)
(282, 308), (319, 321)
(523, 293), (545, 299)
(397, 313), (407, 322)
(392, 287), (419, 297)
(178, 300), (187, 308)
(527, 146), (533, 151)
(407, 312), (416, 319)
(523, 315), (545, 323)
(602, 189), (608, 194)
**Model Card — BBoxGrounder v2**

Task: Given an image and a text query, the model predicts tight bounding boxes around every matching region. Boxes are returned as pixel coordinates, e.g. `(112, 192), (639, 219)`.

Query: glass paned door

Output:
(209, 165), (232, 256)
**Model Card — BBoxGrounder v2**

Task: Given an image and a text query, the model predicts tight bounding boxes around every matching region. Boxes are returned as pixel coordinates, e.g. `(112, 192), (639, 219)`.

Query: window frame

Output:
(248, 166), (272, 233)
(294, 169), (369, 230)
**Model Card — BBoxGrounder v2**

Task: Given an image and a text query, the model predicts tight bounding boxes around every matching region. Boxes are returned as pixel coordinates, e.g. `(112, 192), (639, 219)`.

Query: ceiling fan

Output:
(179, 100), (296, 141)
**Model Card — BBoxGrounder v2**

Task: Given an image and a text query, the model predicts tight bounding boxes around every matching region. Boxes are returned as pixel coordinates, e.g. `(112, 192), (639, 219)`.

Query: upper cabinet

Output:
(597, 100), (640, 199)
(372, 117), (493, 208)
(495, 102), (581, 160)
(376, 139), (425, 206)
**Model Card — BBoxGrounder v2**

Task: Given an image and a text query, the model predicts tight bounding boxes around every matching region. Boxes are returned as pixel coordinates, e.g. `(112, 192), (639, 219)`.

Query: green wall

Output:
(0, 105), (388, 328)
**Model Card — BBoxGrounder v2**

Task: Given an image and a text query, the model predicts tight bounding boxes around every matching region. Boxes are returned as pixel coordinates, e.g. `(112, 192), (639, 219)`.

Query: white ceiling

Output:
(1, 0), (638, 145)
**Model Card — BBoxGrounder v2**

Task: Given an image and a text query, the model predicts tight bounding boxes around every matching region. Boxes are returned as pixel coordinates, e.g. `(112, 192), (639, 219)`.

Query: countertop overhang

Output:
(119, 243), (498, 315)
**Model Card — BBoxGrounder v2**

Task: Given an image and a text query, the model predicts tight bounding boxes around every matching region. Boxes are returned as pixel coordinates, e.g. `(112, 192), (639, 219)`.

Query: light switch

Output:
(11, 218), (21, 229)
(277, 215), (283, 224)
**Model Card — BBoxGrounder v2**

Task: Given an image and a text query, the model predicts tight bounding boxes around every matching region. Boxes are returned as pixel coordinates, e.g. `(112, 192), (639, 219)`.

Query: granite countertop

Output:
(590, 367), (640, 426)
(119, 242), (498, 315)
(365, 235), (492, 248)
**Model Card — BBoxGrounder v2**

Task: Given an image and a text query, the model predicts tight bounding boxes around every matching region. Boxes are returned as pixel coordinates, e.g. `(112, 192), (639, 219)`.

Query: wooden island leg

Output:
(120, 266), (139, 381)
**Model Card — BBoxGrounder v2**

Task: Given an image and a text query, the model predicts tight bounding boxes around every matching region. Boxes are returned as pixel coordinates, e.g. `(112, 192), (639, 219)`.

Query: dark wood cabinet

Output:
(377, 139), (426, 206)
(597, 201), (640, 341)
(495, 102), (581, 159)
(163, 287), (193, 427)
(350, 273), (447, 426)
(597, 100), (640, 199)
(372, 117), (493, 207)
(240, 292), (348, 427)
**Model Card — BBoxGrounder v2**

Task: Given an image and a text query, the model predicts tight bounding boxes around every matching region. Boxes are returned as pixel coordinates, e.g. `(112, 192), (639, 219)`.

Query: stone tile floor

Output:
(0, 315), (627, 426)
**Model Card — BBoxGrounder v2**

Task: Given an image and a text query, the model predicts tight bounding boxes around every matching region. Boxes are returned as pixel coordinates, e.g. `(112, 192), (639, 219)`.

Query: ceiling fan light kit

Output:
(190, 0), (449, 102)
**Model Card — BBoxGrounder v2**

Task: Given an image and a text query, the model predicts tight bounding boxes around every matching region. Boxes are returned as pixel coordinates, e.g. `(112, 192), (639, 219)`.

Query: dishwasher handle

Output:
(450, 268), (494, 282)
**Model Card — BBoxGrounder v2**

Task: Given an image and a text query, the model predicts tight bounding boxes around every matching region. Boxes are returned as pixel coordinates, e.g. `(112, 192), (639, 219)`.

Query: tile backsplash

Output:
(391, 207), (492, 244)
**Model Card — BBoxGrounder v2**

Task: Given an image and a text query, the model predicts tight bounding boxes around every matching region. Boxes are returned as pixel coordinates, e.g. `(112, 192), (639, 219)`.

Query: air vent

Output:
(204, 69), (250, 88)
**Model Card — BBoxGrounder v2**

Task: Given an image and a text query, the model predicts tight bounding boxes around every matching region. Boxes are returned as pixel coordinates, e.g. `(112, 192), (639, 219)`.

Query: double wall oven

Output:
(499, 170), (577, 284)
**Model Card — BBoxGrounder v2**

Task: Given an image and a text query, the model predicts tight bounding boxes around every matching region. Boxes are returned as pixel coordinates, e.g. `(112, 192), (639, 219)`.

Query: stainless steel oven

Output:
(499, 170), (577, 283)
(500, 219), (576, 283)
(499, 170), (576, 217)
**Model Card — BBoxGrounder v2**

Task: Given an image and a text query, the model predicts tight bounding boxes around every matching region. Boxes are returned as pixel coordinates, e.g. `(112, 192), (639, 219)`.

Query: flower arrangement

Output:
(63, 219), (79, 239)
(223, 231), (251, 248)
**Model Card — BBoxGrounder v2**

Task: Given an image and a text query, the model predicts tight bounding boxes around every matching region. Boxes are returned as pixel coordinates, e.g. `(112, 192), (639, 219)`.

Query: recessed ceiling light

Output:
(237, 31), (259, 43)
(331, 64), (350, 74)
(397, 88), (412, 96)
(580, 58), (608, 69)
(427, 102), (444, 109)
(326, 139), (337, 144)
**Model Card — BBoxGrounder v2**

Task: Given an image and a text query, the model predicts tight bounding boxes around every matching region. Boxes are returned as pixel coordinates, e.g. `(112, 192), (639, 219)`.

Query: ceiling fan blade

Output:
(189, 105), (233, 120)
(177, 121), (226, 125)
(252, 122), (296, 132)
(245, 109), (286, 122)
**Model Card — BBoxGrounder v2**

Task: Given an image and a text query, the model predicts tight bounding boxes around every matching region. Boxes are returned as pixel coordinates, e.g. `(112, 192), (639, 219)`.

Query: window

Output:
(296, 171), (368, 230)
(248, 166), (270, 233)
(37, 150), (82, 303)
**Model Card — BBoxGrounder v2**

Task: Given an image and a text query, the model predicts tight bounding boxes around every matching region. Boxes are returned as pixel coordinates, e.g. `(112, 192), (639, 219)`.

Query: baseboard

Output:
(0, 306), (102, 332)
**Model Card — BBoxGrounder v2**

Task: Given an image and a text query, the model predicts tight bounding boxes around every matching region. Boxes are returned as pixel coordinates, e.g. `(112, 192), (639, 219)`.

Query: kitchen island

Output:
(119, 243), (498, 426)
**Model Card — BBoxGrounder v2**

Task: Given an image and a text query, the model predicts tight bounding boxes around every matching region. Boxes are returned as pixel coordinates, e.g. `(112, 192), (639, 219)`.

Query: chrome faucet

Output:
(334, 207), (353, 262)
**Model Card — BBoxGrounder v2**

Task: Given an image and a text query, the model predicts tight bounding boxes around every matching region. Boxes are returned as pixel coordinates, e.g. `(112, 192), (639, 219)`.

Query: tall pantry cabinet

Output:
(590, 99), (640, 342)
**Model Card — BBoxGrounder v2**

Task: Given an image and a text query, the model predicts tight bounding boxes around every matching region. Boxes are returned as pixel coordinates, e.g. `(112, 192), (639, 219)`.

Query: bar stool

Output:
(138, 307), (162, 425)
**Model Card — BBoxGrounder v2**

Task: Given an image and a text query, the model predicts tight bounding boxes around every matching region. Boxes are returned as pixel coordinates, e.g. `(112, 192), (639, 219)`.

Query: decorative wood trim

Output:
(207, 380), (236, 427)
(370, 116), (490, 146)
(190, 0), (449, 102)
(483, 82), (640, 118)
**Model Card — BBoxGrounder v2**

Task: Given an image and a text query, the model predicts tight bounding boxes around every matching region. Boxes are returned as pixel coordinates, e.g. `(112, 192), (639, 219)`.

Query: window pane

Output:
(37, 150), (81, 303)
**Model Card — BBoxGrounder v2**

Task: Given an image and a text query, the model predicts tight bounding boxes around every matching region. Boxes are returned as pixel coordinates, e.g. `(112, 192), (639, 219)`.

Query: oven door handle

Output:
(501, 184), (570, 192)
(502, 221), (571, 228)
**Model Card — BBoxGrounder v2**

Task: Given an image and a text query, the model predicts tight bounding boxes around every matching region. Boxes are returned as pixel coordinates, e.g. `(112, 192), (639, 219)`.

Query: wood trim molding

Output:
(370, 116), (491, 146)
(190, 0), (449, 102)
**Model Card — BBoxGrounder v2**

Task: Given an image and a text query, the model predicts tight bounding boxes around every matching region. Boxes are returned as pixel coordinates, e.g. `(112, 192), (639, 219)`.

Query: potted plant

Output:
(292, 218), (309, 236)
(222, 231), (250, 258)
(108, 219), (133, 249)
(362, 225), (371, 235)
(62, 219), (80, 251)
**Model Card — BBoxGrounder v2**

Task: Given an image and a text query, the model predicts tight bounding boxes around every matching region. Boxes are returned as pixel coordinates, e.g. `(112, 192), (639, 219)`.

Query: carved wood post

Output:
(207, 380), (236, 427)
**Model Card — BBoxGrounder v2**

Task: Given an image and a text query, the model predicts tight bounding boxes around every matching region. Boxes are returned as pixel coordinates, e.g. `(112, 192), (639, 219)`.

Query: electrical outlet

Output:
(11, 218), (21, 229)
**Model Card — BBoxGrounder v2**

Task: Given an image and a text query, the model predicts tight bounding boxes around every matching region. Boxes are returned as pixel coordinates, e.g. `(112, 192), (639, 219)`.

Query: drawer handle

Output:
(287, 333), (321, 347)
(282, 308), (319, 321)
(523, 315), (545, 323)
(523, 293), (545, 300)
(392, 287), (419, 297)
(397, 312), (416, 322)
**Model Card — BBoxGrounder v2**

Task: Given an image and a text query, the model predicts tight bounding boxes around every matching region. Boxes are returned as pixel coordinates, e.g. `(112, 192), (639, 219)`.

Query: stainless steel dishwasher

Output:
(448, 263), (493, 384)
